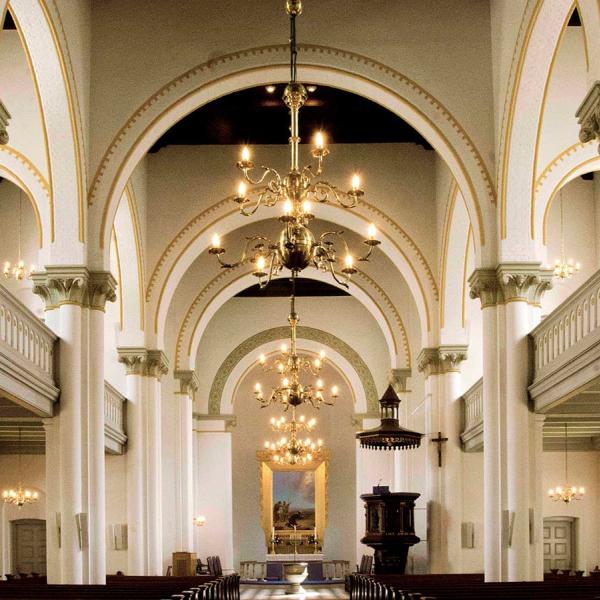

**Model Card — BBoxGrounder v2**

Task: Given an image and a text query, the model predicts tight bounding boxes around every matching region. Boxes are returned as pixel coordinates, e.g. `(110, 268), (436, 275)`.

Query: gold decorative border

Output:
(534, 141), (589, 191)
(111, 226), (124, 330)
(125, 183), (146, 330)
(0, 145), (50, 195)
(461, 225), (473, 328)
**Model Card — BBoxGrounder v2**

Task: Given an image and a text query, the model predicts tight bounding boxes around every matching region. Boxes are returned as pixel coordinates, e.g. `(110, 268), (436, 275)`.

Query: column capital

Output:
(390, 368), (411, 393)
(117, 347), (169, 379)
(576, 80), (600, 154)
(174, 369), (199, 396)
(31, 267), (117, 311)
(417, 345), (468, 376)
(469, 263), (553, 307)
(496, 263), (553, 305)
(0, 100), (10, 145)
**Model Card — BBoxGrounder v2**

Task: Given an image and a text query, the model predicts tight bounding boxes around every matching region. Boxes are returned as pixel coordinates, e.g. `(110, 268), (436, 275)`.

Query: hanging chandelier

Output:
(209, 0), (380, 289)
(263, 408), (324, 466)
(254, 275), (339, 409)
(553, 190), (580, 280)
(548, 423), (585, 503)
(356, 384), (422, 450)
(3, 188), (35, 281)
(2, 428), (39, 508)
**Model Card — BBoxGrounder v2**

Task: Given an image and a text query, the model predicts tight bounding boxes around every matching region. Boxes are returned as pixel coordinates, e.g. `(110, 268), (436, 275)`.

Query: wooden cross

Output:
(431, 431), (448, 467)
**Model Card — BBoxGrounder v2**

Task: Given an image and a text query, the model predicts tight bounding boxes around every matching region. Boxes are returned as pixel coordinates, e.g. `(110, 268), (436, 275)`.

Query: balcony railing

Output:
(461, 377), (483, 451)
(104, 381), (127, 454)
(0, 283), (58, 414)
(529, 269), (600, 411)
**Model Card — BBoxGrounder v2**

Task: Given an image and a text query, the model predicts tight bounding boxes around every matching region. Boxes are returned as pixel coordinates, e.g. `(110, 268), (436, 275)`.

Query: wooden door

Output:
(543, 519), (574, 572)
(12, 519), (46, 575)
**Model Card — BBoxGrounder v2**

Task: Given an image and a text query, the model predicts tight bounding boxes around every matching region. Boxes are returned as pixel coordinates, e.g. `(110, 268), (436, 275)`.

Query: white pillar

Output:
(43, 418), (61, 583)
(118, 348), (168, 575)
(469, 269), (503, 581)
(173, 371), (198, 552)
(193, 417), (234, 571)
(498, 264), (552, 582)
(529, 414), (546, 580)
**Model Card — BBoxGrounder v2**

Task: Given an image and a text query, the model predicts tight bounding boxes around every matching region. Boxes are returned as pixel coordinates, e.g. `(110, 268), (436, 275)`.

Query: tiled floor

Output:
(240, 584), (349, 599)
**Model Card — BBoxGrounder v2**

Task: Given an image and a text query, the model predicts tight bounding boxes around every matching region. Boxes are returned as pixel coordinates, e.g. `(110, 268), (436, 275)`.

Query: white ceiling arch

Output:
(88, 47), (493, 270)
(176, 268), (408, 374)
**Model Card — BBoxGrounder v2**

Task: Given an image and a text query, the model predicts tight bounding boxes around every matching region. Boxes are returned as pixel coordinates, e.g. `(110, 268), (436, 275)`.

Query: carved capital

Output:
(417, 346), (467, 376)
(117, 347), (169, 379)
(576, 81), (600, 154)
(174, 369), (199, 396)
(468, 268), (499, 308)
(88, 271), (117, 311)
(496, 263), (553, 305)
(0, 100), (10, 145)
(32, 267), (117, 311)
(31, 266), (89, 309)
(390, 368), (411, 393)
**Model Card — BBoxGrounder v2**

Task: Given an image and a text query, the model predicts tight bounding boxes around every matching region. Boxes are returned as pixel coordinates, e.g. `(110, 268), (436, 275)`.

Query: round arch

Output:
(176, 269), (408, 373)
(223, 340), (362, 416)
(88, 45), (493, 269)
(207, 325), (379, 415)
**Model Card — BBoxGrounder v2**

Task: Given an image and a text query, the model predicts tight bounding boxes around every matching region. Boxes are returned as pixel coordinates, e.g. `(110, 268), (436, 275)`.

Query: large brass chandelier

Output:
(548, 423), (585, 504)
(263, 407), (324, 466)
(254, 275), (339, 410)
(209, 0), (380, 289)
(553, 190), (580, 280)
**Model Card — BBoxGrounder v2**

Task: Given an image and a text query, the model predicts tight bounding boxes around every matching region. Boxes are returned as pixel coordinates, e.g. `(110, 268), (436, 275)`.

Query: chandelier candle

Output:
(208, 0), (380, 289)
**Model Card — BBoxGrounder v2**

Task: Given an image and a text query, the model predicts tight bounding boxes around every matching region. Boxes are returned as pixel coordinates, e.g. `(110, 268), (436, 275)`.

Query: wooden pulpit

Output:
(360, 486), (420, 574)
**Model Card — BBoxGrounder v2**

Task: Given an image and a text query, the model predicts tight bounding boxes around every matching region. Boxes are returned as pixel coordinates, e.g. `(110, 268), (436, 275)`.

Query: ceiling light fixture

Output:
(548, 423), (585, 503)
(2, 428), (39, 508)
(554, 189), (581, 280)
(3, 188), (35, 281)
(209, 0), (380, 288)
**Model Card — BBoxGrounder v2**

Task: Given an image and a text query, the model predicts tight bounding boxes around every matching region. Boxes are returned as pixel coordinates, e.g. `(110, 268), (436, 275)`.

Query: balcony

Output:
(461, 378), (483, 451)
(104, 381), (127, 454)
(0, 283), (58, 416)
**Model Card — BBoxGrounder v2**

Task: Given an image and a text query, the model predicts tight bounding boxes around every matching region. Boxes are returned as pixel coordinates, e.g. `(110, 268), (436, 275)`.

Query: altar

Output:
(266, 553), (325, 581)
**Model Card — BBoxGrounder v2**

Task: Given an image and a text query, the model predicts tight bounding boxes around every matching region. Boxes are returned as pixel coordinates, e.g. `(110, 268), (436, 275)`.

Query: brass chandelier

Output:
(263, 407), (324, 466)
(548, 423), (585, 504)
(209, 0), (380, 288)
(3, 189), (35, 281)
(254, 275), (339, 410)
(2, 428), (39, 508)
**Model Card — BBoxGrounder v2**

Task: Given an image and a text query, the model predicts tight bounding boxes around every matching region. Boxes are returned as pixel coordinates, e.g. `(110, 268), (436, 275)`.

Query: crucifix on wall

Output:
(431, 431), (448, 467)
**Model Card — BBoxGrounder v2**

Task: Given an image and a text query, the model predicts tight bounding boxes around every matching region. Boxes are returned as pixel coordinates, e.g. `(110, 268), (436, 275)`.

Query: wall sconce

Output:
(193, 515), (206, 527)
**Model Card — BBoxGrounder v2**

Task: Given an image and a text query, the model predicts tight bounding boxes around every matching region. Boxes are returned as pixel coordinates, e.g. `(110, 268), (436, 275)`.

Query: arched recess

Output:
(0, 148), (48, 251)
(10, 0), (85, 258)
(154, 210), (429, 352)
(439, 181), (472, 343)
(534, 141), (599, 246)
(176, 269), (408, 374)
(499, 0), (575, 258)
(207, 326), (379, 415)
(88, 45), (493, 270)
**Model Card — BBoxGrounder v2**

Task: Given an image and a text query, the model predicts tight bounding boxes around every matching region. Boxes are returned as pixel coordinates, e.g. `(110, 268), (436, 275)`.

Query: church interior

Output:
(1, 0), (600, 598)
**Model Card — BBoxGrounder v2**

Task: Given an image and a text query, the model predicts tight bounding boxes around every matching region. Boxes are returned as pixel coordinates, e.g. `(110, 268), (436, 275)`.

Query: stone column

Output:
(193, 416), (235, 572)
(529, 414), (546, 580)
(417, 349), (444, 573)
(173, 370), (198, 553)
(497, 264), (552, 582)
(469, 269), (504, 582)
(42, 418), (61, 583)
(117, 348), (168, 575)
(87, 273), (117, 583)
(417, 347), (467, 574)
(33, 268), (116, 584)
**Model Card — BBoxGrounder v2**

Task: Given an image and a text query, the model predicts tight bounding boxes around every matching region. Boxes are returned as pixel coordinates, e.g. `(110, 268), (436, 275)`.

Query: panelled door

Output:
(12, 519), (46, 575)
(543, 518), (574, 572)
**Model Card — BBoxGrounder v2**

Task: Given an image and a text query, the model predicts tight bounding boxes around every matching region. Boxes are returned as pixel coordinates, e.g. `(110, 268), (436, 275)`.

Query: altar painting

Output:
(273, 471), (315, 530)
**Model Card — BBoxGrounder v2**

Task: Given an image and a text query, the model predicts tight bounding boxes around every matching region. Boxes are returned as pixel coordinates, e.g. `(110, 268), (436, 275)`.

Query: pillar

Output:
(118, 348), (168, 575)
(42, 418), (61, 583)
(33, 267), (116, 584)
(173, 370), (198, 552)
(193, 416), (234, 571)
(529, 414), (546, 580)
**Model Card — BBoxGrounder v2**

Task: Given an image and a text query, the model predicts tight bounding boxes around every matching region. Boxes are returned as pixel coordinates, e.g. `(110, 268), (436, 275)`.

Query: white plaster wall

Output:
(0, 29), (48, 179)
(105, 453), (128, 574)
